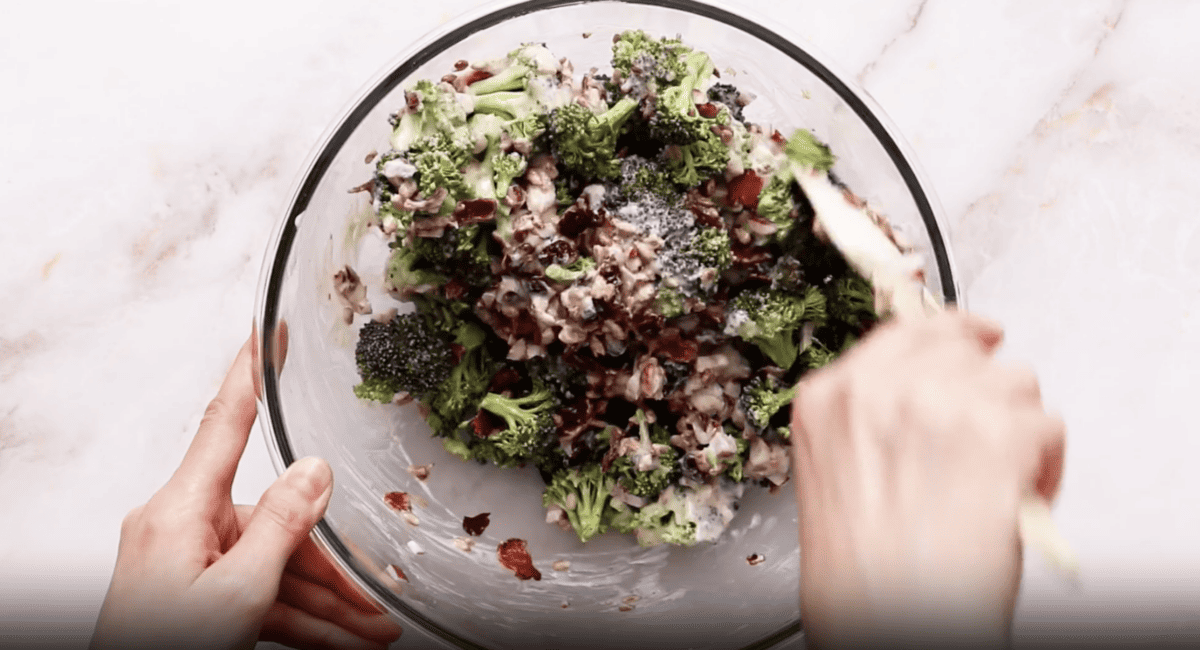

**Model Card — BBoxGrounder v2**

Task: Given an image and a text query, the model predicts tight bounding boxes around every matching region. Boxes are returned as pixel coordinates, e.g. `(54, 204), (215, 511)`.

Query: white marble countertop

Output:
(2, 0), (1197, 647)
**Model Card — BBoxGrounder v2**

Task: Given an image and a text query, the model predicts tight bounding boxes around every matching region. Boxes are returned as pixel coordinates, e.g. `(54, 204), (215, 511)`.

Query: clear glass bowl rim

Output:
(252, 1), (962, 647)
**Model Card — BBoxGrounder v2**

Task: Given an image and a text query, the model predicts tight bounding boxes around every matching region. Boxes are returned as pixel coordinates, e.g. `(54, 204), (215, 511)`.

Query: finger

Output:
(1013, 410), (1067, 503)
(174, 335), (257, 496)
(211, 457), (334, 604)
(994, 361), (1043, 407)
(253, 320), (291, 400)
(948, 309), (1004, 353)
(234, 505), (384, 614)
(261, 600), (397, 650)
(1034, 414), (1067, 503)
(278, 573), (403, 643)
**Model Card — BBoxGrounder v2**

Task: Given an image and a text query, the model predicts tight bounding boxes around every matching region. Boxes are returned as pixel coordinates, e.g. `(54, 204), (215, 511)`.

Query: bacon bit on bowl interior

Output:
(496, 538), (541, 581)
(622, 595), (640, 605)
(453, 537), (476, 552)
(463, 512), (491, 536)
(747, 553), (765, 566)
(407, 464), (432, 481)
(386, 564), (408, 582)
(619, 604), (634, 612)
(383, 491), (411, 512)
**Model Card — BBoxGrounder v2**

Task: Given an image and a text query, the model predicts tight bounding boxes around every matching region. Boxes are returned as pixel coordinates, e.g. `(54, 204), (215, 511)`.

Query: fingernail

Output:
(287, 456), (333, 501)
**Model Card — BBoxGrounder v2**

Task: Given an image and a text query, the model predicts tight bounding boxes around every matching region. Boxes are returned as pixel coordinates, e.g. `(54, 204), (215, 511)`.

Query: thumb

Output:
(213, 457), (333, 600)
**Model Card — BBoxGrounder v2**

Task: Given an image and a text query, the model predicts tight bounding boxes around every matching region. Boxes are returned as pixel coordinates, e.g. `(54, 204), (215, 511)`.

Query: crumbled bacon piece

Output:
(383, 492), (411, 512)
(387, 564), (408, 582)
(747, 553), (765, 566)
(407, 464), (431, 481)
(454, 59), (469, 71)
(696, 102), (720, 118)
(461, 68), (493, 87)
(497, 539), (541, 581)
(463, 513), (491, 536)
(454, 198), (498, 225)
(726, 170), (764, 209)
(471, 410), (503, 438)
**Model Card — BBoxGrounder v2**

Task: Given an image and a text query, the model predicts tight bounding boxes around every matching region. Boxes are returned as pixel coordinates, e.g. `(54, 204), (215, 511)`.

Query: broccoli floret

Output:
(660, 134), (729, 189)
(424, 346), (496, 437)
(739, 375), (797, 435)
(353, 314), (455, 402)
(544, 256), (595, 283)
(546, 96), (640, 181)
(352, 375), (403, 403)
(390, 79), (472, 154)
(609, 156), (677, 205)
(707, 82), (746, 122)
(756, 174), (796, 239)
(648, 50), (718, 146)
(385, 243), (446, 292)
(492, 150), (528, 194)
(376, 202), (415, 236)
(542, 464), (616, 542)
(718, 436), (750, 481)
(829, 274), (877, 330)
(524, 355), (587, 404)
(632, 489), (696, 547)
(613, 456), (675, 499)
(408, 132), (471, 201)
(466, 43), (553, 96)
(802, 339), (837, 371)
(612, 412), (679, 499)
(655, 286), (685, 319)
(478, 385), (558, 461)
(726, 286), (828, 369)
(385, 226), (492, 292)
(611, 30), (691, 88)
(683, 227), (732, 276)
(783, 128), (836, 172)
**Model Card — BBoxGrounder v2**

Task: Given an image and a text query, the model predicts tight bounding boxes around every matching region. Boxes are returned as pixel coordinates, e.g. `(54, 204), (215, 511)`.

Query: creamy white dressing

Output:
(682, 480), (745, 543)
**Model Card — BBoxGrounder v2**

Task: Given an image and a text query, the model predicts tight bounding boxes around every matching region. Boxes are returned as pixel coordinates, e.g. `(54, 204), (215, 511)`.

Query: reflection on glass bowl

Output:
(253, 1), (959, 648)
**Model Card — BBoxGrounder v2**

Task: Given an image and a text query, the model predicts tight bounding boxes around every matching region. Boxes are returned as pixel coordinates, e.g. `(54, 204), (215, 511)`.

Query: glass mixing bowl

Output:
(252, 1), (961, 647)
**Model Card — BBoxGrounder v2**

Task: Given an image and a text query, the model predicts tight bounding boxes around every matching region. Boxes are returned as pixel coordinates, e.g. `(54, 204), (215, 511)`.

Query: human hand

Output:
(91, 335), (403, 650)
(791, 311), (1065, 649)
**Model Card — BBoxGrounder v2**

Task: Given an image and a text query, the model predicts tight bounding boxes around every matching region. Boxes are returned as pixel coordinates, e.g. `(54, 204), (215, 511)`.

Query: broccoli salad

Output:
(347, 31), (902, 547)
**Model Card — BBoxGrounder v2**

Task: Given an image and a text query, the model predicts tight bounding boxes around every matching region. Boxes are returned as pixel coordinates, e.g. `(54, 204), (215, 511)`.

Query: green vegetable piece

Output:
(783, 128), (836, 172)
(543, 465), (616, 543)
(728, 286), (827, 370)
(546, 97), (639, 180)
(545, 257), (595, 283)
(739, 375), (797, 434)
